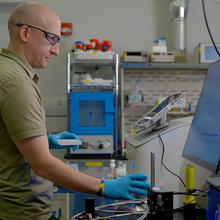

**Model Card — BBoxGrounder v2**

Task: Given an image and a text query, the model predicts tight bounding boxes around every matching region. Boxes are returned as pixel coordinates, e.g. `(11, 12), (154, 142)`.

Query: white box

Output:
(151, 51), (175, 63)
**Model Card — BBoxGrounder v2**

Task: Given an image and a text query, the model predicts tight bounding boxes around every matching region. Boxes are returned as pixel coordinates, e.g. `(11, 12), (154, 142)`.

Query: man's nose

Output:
(50, 43), (59, 56)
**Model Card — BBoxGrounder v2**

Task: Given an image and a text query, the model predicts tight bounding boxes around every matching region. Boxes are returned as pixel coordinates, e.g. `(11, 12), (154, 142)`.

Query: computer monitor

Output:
(135, 92), (184, 131)
(182, 61), (220, 173)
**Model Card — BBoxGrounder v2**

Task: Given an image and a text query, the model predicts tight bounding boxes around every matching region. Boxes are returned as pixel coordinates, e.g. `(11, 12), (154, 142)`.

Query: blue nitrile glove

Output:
(48, 131), (80, 151)
(104, 173), (151, 200)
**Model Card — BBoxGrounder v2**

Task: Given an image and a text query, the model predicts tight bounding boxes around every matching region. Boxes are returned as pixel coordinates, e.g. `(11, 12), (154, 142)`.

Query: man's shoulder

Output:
(0, 54), (29, 87)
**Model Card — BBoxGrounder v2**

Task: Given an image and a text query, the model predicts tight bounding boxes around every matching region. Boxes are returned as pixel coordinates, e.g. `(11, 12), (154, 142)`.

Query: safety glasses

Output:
(16, 23), (60, 46)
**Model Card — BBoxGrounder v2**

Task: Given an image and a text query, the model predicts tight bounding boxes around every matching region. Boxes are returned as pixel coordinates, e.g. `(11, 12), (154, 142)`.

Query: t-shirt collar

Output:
(1, 48), (39, 83)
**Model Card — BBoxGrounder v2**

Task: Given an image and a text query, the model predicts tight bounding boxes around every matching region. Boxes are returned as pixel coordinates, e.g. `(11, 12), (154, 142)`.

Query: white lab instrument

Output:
(126, 116), (212, 209)
(123, 51), (149, 63)
(169, 0), (189, 53)
(150, 51), (175, 63)
(198, 43), (220, 63)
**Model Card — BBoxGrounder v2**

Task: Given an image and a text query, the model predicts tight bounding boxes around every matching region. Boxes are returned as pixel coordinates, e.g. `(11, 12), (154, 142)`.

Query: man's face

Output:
(26, 19), (61, 69)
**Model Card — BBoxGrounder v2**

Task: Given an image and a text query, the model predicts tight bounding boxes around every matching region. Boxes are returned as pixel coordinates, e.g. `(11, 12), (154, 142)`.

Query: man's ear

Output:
(19, 26), (31, 43)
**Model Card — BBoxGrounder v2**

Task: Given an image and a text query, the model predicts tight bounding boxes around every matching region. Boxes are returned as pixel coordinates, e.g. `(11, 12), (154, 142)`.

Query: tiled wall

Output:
(123, 68), (207, 136)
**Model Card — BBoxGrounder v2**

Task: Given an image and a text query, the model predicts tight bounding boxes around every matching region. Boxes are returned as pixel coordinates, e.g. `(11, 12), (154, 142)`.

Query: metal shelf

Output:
(121, 62), (209, 70)
(70, 85), (114, 91)
(70, 59), (116, 67)
(67, 53), (123, 157)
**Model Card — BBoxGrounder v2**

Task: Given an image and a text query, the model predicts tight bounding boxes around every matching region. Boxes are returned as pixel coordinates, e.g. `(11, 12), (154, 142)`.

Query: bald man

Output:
(0, 2), (150, 220)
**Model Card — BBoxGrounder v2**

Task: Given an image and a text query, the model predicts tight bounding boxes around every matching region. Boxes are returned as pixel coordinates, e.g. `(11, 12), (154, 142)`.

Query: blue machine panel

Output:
(69, 91), (115, 135)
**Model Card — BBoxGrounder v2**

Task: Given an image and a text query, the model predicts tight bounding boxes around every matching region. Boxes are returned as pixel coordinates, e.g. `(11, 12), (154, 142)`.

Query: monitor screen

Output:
(182, 61), (220, 173)
(153, 93), (182, 114)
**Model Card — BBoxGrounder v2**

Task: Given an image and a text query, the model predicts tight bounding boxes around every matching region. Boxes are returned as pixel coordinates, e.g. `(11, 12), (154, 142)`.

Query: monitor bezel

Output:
(182, 60), (220, 172)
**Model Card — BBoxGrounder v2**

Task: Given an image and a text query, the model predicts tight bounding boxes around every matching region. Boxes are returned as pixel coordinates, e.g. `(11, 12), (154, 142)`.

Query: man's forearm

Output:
(15, 135), (101, 195)
(36, 155), (101, 194)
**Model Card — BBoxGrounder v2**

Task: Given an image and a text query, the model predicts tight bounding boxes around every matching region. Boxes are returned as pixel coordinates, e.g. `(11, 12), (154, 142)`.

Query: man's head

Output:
(8, 2), (61, 68)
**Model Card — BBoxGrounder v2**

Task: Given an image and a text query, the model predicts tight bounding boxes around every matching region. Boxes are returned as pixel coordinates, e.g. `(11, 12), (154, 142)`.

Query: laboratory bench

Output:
(69, 192), (207, 220)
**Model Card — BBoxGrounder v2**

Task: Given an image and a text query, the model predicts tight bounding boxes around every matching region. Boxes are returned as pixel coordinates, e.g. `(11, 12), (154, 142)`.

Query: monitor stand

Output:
(152, 114), (168, 131)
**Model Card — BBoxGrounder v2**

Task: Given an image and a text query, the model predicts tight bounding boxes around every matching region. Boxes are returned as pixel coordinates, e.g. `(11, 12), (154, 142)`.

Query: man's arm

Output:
(15, 134), (150, 200)
(15, 134), (101, 194)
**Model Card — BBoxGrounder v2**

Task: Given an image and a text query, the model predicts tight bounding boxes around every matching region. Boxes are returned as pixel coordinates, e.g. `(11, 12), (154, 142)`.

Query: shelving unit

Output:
(121, 62), (209, 136)
(121, 62), (209, 70)
(66, 53), (123, 158)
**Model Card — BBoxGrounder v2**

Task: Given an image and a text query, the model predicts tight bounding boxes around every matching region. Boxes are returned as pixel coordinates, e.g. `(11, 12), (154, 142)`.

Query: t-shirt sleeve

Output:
(0, 77), (47, 141)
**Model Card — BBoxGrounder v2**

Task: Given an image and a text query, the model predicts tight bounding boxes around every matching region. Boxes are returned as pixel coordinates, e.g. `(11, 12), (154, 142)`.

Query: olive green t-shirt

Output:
(0, 49), (52, 220)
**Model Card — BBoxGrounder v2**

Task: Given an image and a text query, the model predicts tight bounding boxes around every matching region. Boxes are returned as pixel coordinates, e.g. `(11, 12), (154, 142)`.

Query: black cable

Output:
(202, 0), (220, 57)
(216, 157), (220, 174)
(172, 189), (209, 212)
(158, 132), (186, 187)
(161, 189), (209, 217)
(193, 188), (206, 193)
(195, 202), (203, 209)
(173, 192), (206, 197)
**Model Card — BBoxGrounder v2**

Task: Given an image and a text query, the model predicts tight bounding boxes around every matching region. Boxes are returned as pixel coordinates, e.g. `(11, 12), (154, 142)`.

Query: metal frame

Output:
(66, 53), (122, 157)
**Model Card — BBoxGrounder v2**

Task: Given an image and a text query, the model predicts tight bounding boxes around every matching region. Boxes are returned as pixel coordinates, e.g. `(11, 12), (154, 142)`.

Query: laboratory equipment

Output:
(135, 92), (185, 131)
(182, 59), (220, 219)
(150, 51), (175, 63)
(182, 60), (220, 173)
(126, 116), (212, 209)
(67, 53), (123, 157)
(148, 189), (173, 220)
(71, 197), (149, 220)
(183, 165), (196, 219)
(198, 43), (220, 63)
(183, 165), (195, 206)
(150, 37), (175, 63)
(148, 153), (173, 220)
(123, 51), (149, 62)
(169, 0), (189, 53)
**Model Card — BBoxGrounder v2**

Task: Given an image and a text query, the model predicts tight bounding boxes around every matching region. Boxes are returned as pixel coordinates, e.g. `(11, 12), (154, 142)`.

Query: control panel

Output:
(69, 135), (114, 154)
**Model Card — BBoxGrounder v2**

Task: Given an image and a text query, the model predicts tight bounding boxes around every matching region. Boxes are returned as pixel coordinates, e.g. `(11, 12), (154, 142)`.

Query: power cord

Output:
(160, 189), (209, 217)
(71, 199), (150, 220)
(173, 189), (209, 212)
(157, 132), (208, 214)
(157, 132), (186, 187)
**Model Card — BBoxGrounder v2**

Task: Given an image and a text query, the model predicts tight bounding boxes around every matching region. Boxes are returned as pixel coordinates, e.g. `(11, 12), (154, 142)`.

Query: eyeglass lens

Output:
(46, 33), (60, 46)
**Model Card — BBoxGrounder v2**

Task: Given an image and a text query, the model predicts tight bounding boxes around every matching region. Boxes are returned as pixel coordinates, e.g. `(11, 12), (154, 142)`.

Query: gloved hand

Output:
(104, 173), (151, 200)
(48, 131), (80, 151)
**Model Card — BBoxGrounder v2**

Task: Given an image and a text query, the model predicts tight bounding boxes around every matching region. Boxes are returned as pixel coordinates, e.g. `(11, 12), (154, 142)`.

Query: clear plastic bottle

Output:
(152, 38), (167, 53)
(109, 159), (116, 179)
(116, 161), (126, 177)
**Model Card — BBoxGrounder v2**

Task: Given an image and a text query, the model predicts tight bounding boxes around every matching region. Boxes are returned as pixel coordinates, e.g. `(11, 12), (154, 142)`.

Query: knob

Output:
(98, 144), (104, 149)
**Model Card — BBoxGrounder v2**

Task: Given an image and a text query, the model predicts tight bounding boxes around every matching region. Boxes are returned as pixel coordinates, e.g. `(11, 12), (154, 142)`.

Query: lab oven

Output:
(67, 53), (123, 157)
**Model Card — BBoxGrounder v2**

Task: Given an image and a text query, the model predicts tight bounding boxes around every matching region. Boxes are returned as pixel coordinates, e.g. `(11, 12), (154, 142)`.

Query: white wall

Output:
(0, 0), (220, 125)
(37, 0), (171, 99)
